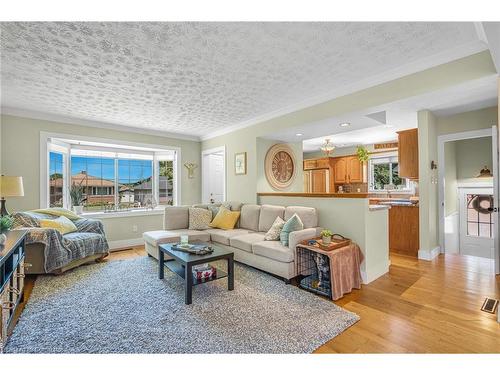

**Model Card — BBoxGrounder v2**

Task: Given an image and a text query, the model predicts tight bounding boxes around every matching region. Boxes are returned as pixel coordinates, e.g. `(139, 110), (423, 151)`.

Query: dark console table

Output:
(0, 229), (28, 352)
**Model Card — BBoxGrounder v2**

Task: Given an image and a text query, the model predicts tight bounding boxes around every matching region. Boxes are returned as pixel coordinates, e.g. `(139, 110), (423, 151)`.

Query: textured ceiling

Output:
(0, 22), (484, 137)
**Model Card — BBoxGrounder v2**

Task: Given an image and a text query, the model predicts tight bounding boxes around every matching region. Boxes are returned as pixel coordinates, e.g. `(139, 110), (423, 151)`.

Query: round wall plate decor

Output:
(264, 144), (296, 190)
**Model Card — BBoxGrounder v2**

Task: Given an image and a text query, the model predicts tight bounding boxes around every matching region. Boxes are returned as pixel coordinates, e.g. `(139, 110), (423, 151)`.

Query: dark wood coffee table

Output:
(158, 242), (234, 305)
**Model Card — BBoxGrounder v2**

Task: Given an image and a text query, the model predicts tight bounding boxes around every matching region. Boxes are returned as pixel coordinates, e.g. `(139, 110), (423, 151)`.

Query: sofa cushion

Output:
(229, 232), (266, 252)
(163, 206), (189, 230)
(239, 204), (261, 232)
(258, 204), (285, 232)
(188, 207), (212, 230)
(206, 228), (252, 245)
(210, 206), (241, 230)
(40, 216), (78, 235)
(252, 241), (294, 263)
(143, 229), (210, 247)
(284, 206), (318, 229)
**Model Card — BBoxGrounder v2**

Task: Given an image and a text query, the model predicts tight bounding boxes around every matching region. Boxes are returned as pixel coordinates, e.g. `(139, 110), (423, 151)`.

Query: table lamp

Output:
(0, 175), (24, 216)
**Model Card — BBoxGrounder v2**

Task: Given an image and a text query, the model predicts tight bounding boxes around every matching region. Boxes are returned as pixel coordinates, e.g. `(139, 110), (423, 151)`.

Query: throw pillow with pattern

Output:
(188, 207), (212, 230)
(264, 216), (285, 241)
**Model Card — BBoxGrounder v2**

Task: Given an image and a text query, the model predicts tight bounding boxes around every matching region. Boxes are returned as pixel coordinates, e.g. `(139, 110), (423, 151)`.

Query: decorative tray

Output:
(303, 234), (351, 251)
(171, 243), (214, 255)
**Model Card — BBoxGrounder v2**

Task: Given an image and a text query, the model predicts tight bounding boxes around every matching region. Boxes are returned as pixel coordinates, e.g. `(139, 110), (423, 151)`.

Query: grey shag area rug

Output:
(6, 257), (359, 353)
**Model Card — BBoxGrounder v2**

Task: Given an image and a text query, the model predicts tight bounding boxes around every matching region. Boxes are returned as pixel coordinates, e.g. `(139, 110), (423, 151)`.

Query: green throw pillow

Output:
(280, 213), (304, 247)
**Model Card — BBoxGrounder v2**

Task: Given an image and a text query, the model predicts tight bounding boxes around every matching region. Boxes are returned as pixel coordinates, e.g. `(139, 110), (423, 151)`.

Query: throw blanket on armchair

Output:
(12, 211), (109, 272)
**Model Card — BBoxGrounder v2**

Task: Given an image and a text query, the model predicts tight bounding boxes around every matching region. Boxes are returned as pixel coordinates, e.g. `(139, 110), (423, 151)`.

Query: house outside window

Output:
(369, 154), (411, 192)
(44, 136), (179, 213)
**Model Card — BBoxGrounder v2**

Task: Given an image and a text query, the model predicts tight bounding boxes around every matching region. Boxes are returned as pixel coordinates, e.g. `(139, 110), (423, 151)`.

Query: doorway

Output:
(438, 127), (499, 273)
(202, 146), (226, 204)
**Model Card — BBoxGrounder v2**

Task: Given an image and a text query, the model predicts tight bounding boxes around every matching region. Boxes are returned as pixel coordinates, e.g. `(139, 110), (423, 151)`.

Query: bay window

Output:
(43, 135), (179, 214)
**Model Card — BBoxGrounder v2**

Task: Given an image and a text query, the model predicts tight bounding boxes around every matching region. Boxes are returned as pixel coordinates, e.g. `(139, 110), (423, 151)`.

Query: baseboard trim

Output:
(418, 246), (441, 261)
(361, 259), (390, 284)
(108, 238), (144, 251)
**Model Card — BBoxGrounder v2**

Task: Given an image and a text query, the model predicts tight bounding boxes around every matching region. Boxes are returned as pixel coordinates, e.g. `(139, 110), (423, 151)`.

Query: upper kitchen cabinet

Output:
(397, 128), (419, 180)
(334, 156), (366, 184)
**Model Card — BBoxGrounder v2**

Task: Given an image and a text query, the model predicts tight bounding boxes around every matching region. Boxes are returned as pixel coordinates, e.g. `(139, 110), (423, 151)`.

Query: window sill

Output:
(81, 207), (165, 219)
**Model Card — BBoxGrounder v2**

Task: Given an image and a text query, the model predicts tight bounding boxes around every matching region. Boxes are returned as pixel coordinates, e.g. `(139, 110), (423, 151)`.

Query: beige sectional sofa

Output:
(143, 203), (321, 281)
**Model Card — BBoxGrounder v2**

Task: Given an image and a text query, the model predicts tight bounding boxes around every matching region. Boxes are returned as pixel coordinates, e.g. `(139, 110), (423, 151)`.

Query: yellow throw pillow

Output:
(40, 215), (78, 235)
(209, 206), (240, 230)
(33, 207), (81, 220)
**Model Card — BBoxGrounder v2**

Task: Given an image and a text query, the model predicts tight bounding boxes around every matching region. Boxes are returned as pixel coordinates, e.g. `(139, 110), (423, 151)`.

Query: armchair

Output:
(11, 211), (109, 274)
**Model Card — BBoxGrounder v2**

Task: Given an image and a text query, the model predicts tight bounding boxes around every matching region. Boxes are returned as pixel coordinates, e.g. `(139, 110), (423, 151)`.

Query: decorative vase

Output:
(73, 205), (83, 215)
(0, 233), (6, 245)
(322, 235), (331, 245)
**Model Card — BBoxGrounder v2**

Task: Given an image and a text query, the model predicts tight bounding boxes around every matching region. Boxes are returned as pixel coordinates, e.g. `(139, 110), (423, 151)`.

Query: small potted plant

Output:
(320, 229), (333, 245)
(0, 215), (13, 245)
(69, 183), (86, 214)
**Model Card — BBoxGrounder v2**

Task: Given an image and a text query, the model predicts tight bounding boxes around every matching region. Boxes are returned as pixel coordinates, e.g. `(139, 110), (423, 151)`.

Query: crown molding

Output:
(0, 107), (201, 142)
(200, 41), (489, 141)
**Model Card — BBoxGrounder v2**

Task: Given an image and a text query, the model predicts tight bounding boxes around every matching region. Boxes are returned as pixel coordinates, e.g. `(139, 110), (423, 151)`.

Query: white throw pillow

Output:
(264, 216), (286, 241)
(188, 207), (212, 230)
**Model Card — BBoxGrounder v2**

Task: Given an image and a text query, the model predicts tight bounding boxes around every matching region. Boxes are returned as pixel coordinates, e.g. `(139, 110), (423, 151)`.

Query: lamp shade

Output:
(0, 176), (25, 197)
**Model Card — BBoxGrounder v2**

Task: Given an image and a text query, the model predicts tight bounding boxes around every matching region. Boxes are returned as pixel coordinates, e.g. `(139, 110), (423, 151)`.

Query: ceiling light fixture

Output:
(320, 139), (335, 156)
(295, 133), (303, 136)
(339, 122), (350, 127)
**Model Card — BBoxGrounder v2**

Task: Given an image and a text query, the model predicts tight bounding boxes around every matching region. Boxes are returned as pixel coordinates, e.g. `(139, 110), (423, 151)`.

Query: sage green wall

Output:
(256, 138), (303, 193)
(418, 110), (439, 253)
(455, 137), (493, 180)
(437, 106), (498, 135)
(444, 136), (493, 217)
(203, 52), (495, 203)
(444, 141), (458, 216)
(0, 114), (202, 243)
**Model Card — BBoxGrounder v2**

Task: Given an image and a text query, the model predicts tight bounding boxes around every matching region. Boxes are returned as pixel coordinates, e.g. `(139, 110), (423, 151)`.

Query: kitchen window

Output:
(369, 154), (411, 192)
(43, 135), (179, 213)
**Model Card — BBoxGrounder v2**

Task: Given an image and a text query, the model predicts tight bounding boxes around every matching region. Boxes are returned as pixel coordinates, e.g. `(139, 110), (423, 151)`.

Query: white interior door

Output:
(492, 125), (500, 273)
(459, 187), (495, 258)
(202, 148), (226, 204)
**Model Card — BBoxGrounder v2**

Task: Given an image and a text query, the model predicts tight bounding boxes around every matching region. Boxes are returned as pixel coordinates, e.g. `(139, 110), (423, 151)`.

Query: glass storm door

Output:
(459, 187), (495, 258)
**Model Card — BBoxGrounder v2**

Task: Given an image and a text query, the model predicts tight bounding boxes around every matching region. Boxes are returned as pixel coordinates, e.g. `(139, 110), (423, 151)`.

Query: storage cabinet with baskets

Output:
(0, 230), (28, 352)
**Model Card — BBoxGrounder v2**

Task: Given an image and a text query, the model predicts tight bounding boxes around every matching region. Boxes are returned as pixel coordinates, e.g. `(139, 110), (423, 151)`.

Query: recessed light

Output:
(339, 122), (350, 127)
(295, 133), (303, 136)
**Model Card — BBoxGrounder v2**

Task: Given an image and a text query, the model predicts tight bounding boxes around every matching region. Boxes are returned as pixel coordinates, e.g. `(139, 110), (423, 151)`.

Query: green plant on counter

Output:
(0, 215), (13, 232)
(356, 145), (369, 162)
(320, 229), (333, 238)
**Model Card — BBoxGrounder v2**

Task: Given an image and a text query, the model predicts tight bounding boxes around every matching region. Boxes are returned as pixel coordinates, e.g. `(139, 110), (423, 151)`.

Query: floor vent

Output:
(481, 298), (499, 314)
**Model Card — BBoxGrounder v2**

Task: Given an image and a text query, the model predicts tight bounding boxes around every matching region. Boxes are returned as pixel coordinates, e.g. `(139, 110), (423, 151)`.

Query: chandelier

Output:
(320, 139), (335, 156)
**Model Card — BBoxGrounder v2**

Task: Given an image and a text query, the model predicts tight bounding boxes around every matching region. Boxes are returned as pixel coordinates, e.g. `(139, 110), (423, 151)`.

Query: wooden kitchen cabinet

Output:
(397, 129), (419, 179)
(311, 169), (329, 193)
(333, 156), (365, 184)
(347, 156), (364, 183)
(334, 158), (347, 183)
(389, 205), (419, 256)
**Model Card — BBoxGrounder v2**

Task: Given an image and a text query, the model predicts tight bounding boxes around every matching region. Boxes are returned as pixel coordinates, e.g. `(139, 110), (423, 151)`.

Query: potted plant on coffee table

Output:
(69, 183), (86, 215)
(320, 229), (333, 245)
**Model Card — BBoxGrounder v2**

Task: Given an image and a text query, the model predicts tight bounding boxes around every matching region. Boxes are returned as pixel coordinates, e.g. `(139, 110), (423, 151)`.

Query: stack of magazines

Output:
(192, 263), (217, 281)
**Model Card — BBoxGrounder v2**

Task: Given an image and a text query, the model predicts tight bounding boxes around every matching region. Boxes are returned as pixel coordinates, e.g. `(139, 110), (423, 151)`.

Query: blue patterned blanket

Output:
(12, 211), (109, 272)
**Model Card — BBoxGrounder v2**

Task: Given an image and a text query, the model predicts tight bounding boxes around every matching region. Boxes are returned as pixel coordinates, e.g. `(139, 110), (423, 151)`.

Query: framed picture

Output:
(234, 152), (247, 175)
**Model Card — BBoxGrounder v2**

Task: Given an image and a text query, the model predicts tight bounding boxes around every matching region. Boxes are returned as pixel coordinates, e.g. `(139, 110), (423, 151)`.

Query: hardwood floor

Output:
(15, 247), (500, 353)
